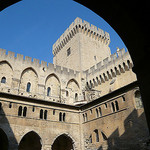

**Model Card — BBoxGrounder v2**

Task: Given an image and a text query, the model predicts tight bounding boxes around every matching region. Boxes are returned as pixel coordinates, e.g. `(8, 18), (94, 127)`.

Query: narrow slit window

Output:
(47, 87), (51, 96)
(59, 112), (62, 121)
(111, 102), (115, 112)
(40, 109), (43, 119)
(18, 106), (22, 116)
(67, 47), (71, 56)
(115, 101), (119, 111)
(23, 107), (27, 117)
(26, 82), (31, 92)
(63, 113), (66, 122)
(44, 110), (47, 120)
(94, 129), (99, 142)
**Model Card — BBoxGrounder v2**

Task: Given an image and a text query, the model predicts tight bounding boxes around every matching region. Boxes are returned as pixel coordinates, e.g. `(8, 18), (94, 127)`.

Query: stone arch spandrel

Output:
(19, 67), (38, 94)
(45, 73), (61, 98)
(0, 61), (13, 88)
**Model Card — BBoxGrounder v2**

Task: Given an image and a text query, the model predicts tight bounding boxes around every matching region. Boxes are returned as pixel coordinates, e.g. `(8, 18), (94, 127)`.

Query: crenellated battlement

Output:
(84, 48), (134, 85)
(52, 17), (110, 56)
(0, 48), (79, 76)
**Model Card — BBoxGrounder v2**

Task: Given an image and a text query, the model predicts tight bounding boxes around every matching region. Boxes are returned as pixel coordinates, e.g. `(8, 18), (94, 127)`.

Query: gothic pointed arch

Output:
(51, 133), (75, 150)
(66, 79), (79, 89)
(18, 131), (42, 150)
(0, 60), (13, 87)
(66, 79), (80, 104)
(20, 67), (38, 94)
(45, 73), (61, 98)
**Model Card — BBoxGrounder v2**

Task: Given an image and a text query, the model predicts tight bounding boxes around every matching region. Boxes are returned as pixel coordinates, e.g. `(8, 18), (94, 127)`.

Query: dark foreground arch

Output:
(18, 131), (42, 150)
(0, 128), (8, 150)
(52, 134), (74, 150)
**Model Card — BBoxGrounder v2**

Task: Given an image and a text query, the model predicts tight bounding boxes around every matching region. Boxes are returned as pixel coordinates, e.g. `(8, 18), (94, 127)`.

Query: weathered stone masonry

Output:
(0, 17), (149, 150)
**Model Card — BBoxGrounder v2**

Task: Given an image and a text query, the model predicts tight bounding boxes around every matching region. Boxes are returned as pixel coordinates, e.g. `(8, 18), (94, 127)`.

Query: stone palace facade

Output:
(0, 17), (149, 150)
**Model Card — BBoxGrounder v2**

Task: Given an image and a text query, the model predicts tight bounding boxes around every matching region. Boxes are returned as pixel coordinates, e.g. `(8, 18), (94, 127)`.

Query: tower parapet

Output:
(52, 17), (110, 56)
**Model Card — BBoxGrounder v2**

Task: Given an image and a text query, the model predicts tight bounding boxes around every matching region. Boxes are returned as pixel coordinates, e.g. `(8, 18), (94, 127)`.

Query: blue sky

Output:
(0, 0), (127, 63)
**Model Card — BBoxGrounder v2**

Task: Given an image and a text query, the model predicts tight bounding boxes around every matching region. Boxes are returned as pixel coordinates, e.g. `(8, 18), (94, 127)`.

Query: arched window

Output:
(99, 107), (102, 117)
(94, 129), (99, 142)
(115, 101), (119, 111)
(63, 113), (66, 122)
(26, 82), (31, 92)
(1, 77), (6, 83)
(44, 110), (47, 120)
(47, 87), (51, 96)
(23, 107), (27, 117)
(96, 108), (99, 118)
(66, 91), (69, 97)
(9, 102), (12, 108)
(135, 90), (143, 109)
(111, 102), (115, 112)
(75, 93), (78, 101)
(18, 106), (22, 116)
(40, 109), (43, 119)
(59, 112), (62, 121)
(83, 114), (85, 122)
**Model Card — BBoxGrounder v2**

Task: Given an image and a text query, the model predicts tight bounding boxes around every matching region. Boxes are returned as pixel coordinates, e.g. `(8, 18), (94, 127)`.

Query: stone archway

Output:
(18, 131), (42, 150)
(52, 134), (74, 150)
(0, 128), (8, 150)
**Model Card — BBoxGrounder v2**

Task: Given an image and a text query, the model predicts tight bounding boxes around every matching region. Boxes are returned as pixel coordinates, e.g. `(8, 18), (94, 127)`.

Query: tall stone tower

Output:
(53, 17), (111, 71)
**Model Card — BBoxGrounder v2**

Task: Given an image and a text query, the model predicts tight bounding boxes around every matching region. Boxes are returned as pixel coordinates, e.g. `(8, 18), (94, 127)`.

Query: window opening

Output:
(44, 110), (47, 120)
(26, 82), (31, 92)
(67, 47), (71, 56)
(75, 93), (78, 101)
(135, 90), (143, 109)
(9, 102), (12, 108)
(63, 113), (65, 122)
(115, 101), (119, 111)
(96, 108), (99, 118)
(18, 106), (22, 116)
(111, 102), (115, 112)
(89, 135), (92, 143)
(32, 106), (35, 112)
(94, 129), (99, 142)
(83, 114), (85, 122)
(66, 91), (69, 97)
(53, 109), (55, 115)
(99, 107), (102, 117)
(59, 112), (62, 121)
(47, 87), (51, 96)
(1, 77), (6, 83)
(40, 109), (43, 119)
(23, 107), (27, 117)
(122, 96), (126, 102)
(85, 113), (88, 122)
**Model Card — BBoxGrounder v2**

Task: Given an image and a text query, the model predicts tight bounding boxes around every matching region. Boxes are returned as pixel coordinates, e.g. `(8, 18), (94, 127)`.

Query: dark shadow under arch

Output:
(52, 134), (74, 150)
(0, 128), (9, 150)
(18, 131), (42, 150)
